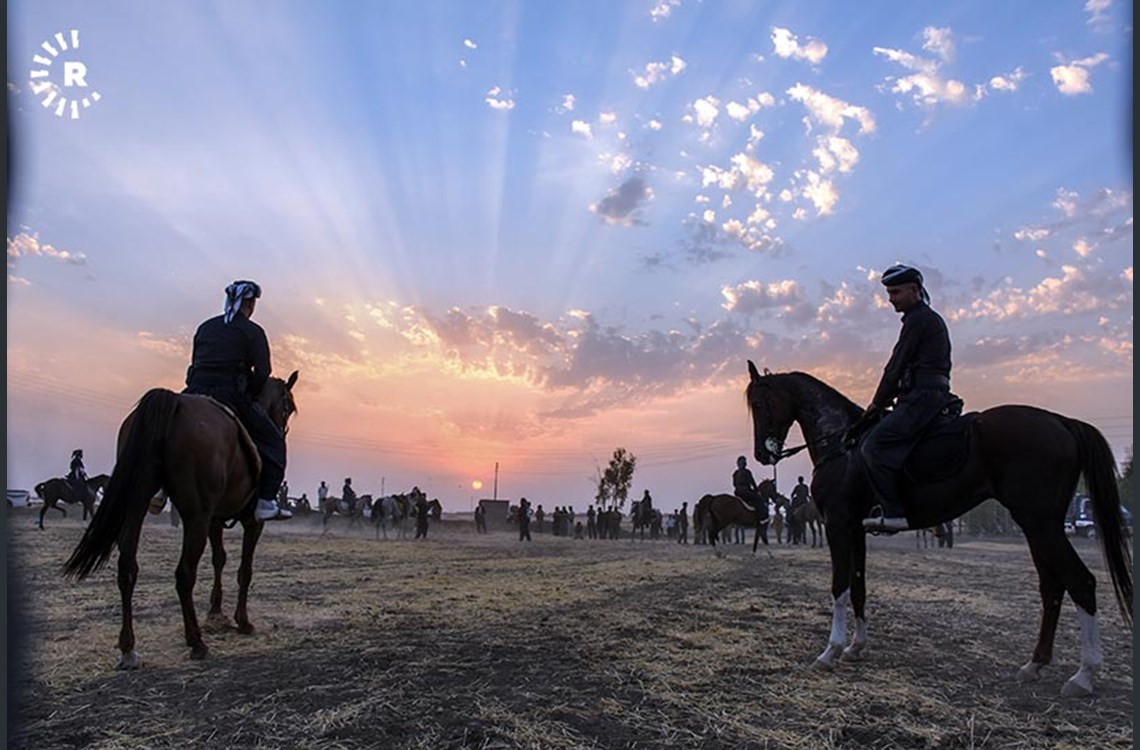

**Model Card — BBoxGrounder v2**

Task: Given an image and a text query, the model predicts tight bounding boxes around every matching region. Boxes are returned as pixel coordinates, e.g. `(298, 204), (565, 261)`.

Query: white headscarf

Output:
(223, 280), (261, 324)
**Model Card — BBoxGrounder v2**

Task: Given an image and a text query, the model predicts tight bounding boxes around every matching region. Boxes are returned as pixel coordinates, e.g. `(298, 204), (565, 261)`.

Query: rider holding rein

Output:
(860, 264), (952, 532)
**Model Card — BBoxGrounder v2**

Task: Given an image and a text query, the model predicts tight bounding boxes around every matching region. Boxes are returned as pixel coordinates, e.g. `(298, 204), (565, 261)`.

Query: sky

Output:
(6, 0), (1133, 514)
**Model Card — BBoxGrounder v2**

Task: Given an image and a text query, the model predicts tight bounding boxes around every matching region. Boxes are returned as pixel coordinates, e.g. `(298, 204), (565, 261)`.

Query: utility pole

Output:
(493, 462), (499, 501)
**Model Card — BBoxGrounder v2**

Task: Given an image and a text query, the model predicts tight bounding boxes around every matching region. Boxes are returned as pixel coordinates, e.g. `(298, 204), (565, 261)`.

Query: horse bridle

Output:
(753, 380), (846, 464)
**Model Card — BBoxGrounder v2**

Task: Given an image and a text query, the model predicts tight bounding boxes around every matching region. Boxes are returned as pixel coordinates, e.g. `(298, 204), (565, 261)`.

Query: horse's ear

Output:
(747, 360), (762, 382)
(285, 370), (299, 390)
(763, 367), (771, 376)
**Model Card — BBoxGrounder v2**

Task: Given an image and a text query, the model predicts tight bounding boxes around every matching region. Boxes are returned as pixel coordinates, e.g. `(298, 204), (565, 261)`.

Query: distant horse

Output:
(321, 492), (369, 532)
(63, 371), (299, 668)
(916, 522), (953, 549)
(789, 498), (826, 548)
(34, 474), (109, 528)
(692, 484), (774, 557)
(372, 494), (410, 540)
(745, 362), (1131, 695)
(628, 500), (662, 541)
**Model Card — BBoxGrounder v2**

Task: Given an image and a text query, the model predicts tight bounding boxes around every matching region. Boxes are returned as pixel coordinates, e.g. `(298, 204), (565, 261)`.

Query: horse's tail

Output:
(1066, 417), (1132, 629)
(63, 389), (178, 581)
(693, 496), (710, 536)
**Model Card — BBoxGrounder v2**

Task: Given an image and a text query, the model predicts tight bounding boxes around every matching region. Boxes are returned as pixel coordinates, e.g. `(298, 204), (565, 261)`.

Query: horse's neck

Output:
(785, 374), (859, 462)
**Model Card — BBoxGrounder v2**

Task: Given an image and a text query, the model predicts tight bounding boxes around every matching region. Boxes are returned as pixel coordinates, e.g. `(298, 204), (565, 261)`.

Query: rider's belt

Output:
(908, 371), (950, 389)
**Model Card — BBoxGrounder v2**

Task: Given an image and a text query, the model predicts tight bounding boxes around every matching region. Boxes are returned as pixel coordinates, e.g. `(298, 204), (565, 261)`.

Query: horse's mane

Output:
(747, 369), (862, 416)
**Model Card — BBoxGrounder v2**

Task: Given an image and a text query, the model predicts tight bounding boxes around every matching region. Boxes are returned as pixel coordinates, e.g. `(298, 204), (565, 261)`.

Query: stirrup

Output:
(862, 504), (909, 534)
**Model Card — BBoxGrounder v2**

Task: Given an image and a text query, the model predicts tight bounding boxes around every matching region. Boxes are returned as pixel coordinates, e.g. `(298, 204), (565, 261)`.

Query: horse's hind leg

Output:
(175, 517), (211, 659)
(1020, 526), (1102, 695)
(234, 519), (265, 635)
(207, 520), (228, 621)
(115, 519), (146, 670)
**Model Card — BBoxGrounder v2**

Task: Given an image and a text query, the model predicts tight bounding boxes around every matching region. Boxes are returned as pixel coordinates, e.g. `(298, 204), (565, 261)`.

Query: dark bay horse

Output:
(34, 474), (110, 528)
(745, 362), (1131, 695)
(693, 485), (774, 557)
(63, 372), (299, 668)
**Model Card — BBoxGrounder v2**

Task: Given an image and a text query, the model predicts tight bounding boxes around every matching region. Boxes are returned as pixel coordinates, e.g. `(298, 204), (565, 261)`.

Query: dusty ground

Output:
(6, 507), (1133, 749)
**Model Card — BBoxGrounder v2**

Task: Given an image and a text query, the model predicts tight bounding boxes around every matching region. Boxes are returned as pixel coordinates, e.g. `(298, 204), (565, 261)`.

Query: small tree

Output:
(595, 448), (637, 511)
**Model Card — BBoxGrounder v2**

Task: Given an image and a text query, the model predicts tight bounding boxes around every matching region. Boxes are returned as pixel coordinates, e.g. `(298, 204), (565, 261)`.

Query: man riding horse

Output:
(856, 264), (955, 533)
(184, 280), (292, 521)
(66, 449), (90, 504)
(732, 455), (768, 524)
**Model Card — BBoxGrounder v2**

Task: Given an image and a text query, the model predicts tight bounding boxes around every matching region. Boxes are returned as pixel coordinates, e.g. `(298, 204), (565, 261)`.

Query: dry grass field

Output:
(6, 508), (1133, 749)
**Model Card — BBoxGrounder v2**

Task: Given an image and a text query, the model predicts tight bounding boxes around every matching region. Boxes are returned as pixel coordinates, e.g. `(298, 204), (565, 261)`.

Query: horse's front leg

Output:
(233, 519), (265, 635)
(207, 520), (228, 620)
(816, 525), (853, 669)
(841, 530), (868, 662)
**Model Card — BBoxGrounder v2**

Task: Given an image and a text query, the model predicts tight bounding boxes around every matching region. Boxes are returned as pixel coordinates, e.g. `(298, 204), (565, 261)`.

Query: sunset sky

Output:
(7, 1), (1133, 513)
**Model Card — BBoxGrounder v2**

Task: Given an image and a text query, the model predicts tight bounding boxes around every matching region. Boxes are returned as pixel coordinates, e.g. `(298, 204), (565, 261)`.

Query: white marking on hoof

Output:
(815, 643), (842, 669)
(116, 651), (141, 670)
(841, 643), (864, 662)
(1017, 661), (1044, 682)
(1061, 669), (1095, 697)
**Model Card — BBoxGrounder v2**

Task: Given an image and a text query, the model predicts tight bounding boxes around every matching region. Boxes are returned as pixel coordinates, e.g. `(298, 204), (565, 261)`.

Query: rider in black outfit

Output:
(184, 280), (291, 521)
(859, 264), (953, 532)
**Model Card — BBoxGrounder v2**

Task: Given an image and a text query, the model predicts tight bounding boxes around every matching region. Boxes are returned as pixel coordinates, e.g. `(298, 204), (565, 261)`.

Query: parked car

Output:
(1064, 494), (1132, 539)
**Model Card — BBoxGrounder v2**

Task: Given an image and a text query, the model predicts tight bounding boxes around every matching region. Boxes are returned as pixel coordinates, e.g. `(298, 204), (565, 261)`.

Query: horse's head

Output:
(745, 361), (795, 466)
(756, 479), (780, 501)
(258, 370), (299, 434)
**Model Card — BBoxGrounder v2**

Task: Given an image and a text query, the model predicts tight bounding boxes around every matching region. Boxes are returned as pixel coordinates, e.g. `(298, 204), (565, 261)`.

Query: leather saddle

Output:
(901, 409), (979, 485)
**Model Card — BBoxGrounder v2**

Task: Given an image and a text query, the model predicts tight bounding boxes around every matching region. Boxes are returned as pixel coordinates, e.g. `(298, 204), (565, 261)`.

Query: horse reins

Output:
(754, 381), (849, 464)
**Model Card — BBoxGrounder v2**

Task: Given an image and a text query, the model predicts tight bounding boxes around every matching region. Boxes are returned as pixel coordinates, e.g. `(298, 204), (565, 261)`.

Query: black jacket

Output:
(871, 302), (951, 408)
(185, 313), (271, 399)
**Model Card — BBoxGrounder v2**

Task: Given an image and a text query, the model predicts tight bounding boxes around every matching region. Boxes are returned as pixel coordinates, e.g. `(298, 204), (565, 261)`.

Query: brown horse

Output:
(693, 483), (775, 557)
(63, 372), (299, 668)
(745, 362), (1131, 695)
(33, 474), (110, 528)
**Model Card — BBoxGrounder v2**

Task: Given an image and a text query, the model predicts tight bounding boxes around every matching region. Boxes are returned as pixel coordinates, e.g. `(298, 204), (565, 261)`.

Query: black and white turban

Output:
(223, 280), (262, 324)
(880, 264), (929, 303)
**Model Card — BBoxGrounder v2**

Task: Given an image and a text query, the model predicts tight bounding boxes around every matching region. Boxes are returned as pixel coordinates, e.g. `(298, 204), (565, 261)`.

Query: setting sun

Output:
(472, 479), (483, 490)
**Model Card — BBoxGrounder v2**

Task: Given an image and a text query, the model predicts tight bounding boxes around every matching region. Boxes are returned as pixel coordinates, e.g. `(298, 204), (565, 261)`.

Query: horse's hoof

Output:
(1060, 673), (1094, 697)
(116, 651), (142, 670)
(1017, 662), (1044, 682)
(840, 645), (863, 662)
(189, 645), (209, 661)
(812, 656), (835, 671)
(236, 622), (255, 635)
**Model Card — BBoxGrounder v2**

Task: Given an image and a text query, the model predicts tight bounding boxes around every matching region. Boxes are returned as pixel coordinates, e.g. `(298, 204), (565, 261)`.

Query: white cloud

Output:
(1084, 0), (1113, 29)
(650, 0), (681, 22)
(464, 39), (478, 50)
(633, 55), (687, 88)
(645, 119), (663, 131)
(1050, 53), (1108, 95)
(812, 136), (859, 174)
(801, 171), (839, 216)
(7, 232), (88, 273)
(691, 96), (720, 128)
(921, 26), (955, 62)
(485, 86), (516, 110)
(598, 111), (617, 125)
(559, 94), (576, 113)
(988, 67), (1026, 92)
(721, 279), (804, 315)
(771, 27), (828, 65)
(1073, 239), (1093, 257)
(571, 120), (593, 139)
(786, 83), (875, 135)
(873, 44), (969, 107)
